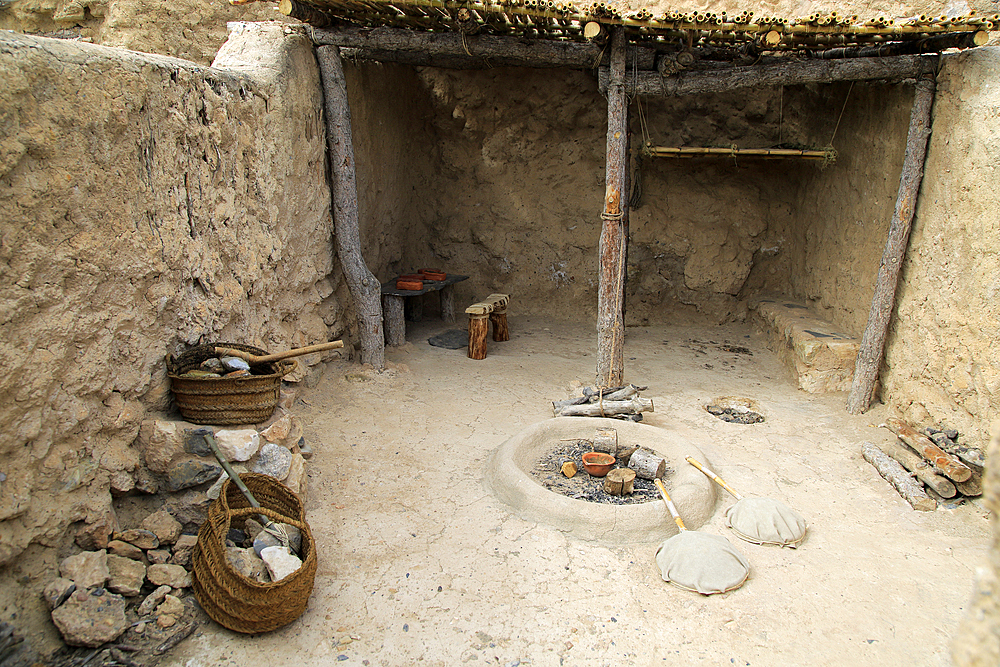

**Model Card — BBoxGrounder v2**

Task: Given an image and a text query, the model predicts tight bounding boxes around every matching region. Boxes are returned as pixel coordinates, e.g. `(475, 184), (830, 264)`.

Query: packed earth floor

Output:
(167, 316), (990, 666)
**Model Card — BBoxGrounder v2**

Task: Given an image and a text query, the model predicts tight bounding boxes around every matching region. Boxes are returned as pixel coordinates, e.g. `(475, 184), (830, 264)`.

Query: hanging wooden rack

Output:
(642, 145), (837, 162)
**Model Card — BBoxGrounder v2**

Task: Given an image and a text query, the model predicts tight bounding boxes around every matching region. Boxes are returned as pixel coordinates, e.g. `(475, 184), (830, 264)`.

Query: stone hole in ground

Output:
(529, 439), (672, 504)
(706, 395), (765, 424)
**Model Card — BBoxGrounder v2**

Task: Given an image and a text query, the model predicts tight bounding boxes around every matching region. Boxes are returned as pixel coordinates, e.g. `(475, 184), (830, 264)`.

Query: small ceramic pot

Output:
(581, 451), (616, 477)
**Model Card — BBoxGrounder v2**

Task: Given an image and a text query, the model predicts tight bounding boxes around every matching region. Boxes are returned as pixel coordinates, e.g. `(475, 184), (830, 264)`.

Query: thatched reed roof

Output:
(254, 0), (995, 52)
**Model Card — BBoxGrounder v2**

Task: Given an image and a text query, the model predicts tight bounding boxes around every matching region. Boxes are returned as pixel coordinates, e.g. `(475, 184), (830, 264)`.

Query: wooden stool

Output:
(466, 293), (510, 360)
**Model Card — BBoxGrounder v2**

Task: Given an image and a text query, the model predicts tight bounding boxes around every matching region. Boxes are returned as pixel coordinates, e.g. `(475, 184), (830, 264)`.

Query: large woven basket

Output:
(167, 342), (294, 425)
(191, 473), (318, 634)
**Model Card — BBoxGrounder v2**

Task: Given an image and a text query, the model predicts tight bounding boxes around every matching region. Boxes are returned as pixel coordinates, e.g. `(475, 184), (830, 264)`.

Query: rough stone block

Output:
(51, 589), (128, 647)
(752, 297), (861, 393)
(165, 458), (222, 492)
(214, 428), (261, 462)
(282, 453), (307, 502)
(166, 490), (210, 527)
(117, 529), (159, 550)
(141, 510), (183, 545)
(42, 578), (77, 611)
(59, 550), (109, 590)
(107, 540), (144, 561)
(106, 554), (146, 596)
(251, 443), (293, 479)
(146, 563), (192, 589)
(74, 510), (119, 551)
(136, 418), (209, 474)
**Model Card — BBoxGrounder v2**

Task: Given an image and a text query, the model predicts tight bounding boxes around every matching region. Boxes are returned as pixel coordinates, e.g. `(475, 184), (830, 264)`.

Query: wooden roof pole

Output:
(847, 74), (936, 414)
(316, 45), (386, 369)
(596, 26), (630, 389)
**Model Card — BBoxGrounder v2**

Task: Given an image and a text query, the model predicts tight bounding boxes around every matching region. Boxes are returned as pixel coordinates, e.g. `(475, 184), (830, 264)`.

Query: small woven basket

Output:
(167, 342), (294, 425)
(191, 473), (318, 634)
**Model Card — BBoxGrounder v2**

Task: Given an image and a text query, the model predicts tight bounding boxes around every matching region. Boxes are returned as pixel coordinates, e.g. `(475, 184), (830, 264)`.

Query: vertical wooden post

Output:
(468, 314), (488, 360)
(316, 46), (385, 369)
(596, 27), (630, 389)
(383, 295), (405, 346)
(490, 306), (509, 342)
(847, 75), (936, 414)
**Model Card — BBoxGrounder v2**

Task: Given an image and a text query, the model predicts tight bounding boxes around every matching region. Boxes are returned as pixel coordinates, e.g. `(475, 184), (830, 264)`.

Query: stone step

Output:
(752, 297), (860, 393)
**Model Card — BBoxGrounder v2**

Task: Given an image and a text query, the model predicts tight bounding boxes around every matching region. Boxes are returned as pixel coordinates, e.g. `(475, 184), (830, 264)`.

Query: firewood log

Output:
(557, 397), (653, 417)
(862, 442), (936, 511)
(883, 418), (972, 482)
(876, 439), (957, 498)
(627, 448), (665, 480)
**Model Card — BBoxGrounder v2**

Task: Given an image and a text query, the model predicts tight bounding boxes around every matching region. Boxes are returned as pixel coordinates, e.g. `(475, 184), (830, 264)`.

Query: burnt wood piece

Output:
(883, 417), (972, 483)
(598, 54), (938, 97)
(847, 77), (936, 414)
(596, 27), (629, 389)
(862, 442), (936, 511)
(312, 26), (656, 70)
(317, 46), (385, 369)
(877, 437), (957, 498)
(814, 31), (988, 59)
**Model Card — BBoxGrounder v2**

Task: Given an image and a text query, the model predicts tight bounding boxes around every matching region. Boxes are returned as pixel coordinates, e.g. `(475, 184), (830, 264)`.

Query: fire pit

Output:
(484, 418), (718, 543)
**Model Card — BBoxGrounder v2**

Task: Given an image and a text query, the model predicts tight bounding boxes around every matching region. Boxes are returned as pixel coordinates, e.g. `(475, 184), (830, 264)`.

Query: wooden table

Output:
(381, 274), (469, 346)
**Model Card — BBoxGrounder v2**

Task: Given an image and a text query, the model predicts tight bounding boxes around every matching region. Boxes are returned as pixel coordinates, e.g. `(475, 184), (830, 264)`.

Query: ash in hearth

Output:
(530, 439), (673, 505)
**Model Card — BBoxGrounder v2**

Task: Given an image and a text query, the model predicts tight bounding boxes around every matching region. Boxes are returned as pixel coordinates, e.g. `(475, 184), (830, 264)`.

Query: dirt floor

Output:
(166, 316), (991, 666)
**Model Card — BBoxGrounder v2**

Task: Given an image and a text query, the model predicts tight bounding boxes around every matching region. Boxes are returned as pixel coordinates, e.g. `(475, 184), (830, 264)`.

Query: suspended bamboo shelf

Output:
(643, 145), (837, 163)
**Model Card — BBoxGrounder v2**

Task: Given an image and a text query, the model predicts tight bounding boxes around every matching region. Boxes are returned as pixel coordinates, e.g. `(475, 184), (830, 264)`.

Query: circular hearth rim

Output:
(484, 417), (719, 543)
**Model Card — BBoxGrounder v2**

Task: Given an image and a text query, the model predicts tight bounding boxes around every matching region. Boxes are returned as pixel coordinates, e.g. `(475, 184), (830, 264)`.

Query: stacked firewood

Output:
(551, 384), (653, 420)
(862, 417), (986, 511)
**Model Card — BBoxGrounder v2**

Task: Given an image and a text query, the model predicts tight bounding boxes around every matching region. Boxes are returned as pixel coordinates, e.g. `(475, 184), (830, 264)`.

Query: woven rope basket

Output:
(192, 473), (318, 633)
(167, 343), (294, 425)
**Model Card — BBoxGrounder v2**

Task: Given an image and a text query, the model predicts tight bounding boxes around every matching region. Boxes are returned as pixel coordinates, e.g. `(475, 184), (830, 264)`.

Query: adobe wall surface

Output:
(0, 23), (342, 575)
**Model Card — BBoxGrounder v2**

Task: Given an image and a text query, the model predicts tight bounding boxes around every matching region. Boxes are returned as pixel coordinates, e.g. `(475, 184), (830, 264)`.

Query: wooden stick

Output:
(883, 418), (971, 482)
(557, 397), (654, 417)
(316, 46), (386, 369)
(862, 442), (936, 511)
(215, 341), (344, 365)
(814, 30), (988, 59)
(278, 0), (335, 27)
(654, 479), (687, 531)
(598, 54), (936, 97)
(645, 146), (833, 161)
(847, 76), (936, 414)
(684, 457), (744, 500)
(383, 296), (406, 346)
(596, 26), (629, 390)
(876, 437), (957, 498)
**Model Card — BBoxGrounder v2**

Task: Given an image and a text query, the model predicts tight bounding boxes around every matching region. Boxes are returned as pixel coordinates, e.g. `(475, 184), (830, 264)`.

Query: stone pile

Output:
(178, 354), (253, 379)
(47, 509), (195, 648)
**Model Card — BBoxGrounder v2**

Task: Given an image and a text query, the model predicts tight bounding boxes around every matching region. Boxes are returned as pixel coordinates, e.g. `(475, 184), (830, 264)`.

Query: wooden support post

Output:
(490, 306), (509, 342)
(440, 285), (456, 323)
(383, 295), (405, 347)
(847, 76), (936, 414)
(468, 314), (488, 360)
(316, 46), (385, 369)
(596, 27), (629, 390)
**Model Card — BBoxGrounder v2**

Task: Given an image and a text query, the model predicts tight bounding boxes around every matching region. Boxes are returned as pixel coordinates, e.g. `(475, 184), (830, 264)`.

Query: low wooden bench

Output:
(466, 293), (510, 360)
(381, 274), (469, 346)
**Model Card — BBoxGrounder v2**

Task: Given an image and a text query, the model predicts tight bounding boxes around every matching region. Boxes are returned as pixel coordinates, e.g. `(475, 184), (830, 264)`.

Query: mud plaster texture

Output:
(0, 22), (344, 597)
(161, 318), (993, 665)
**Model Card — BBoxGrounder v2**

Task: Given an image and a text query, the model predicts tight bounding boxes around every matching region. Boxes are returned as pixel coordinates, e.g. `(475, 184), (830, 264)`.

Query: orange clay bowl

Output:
(395, 279), (423, 291)
(581, 452), (616, 477)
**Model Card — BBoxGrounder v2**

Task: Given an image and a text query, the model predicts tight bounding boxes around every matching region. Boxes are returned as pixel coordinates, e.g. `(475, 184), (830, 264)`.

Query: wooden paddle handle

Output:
(653, 479), (686, 532)
(215, 340), (344, 365)
(685, 456), (744, 501)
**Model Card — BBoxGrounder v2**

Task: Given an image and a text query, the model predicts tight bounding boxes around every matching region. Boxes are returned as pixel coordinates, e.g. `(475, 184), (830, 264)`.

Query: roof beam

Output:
(310, 26), (656, 69)
(599, 54), (938, 97)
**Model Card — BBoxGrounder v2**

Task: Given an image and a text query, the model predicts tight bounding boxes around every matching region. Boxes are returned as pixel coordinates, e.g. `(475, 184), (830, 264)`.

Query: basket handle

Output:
(228, 506), (308, 532)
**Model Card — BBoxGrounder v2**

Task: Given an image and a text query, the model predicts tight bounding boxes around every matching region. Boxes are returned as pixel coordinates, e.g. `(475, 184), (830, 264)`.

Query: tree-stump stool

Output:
(466, 293), (510, 360)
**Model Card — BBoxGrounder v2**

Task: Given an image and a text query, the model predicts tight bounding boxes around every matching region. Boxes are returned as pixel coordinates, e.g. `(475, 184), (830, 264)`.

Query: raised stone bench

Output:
(751, 297), (860, 393)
